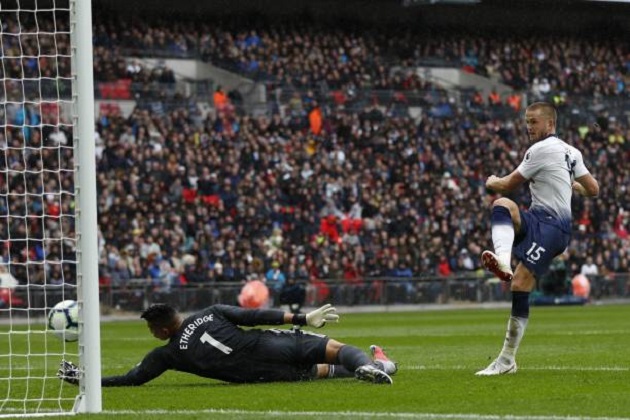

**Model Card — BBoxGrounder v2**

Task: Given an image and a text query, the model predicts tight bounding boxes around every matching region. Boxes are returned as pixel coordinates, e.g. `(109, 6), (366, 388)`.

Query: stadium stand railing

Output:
(4, 274), (627, 315)
(92, 273), (630, 312)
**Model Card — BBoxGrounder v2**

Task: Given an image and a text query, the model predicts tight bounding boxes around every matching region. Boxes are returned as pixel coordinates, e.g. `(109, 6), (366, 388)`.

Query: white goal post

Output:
(0, 0), (101, 416)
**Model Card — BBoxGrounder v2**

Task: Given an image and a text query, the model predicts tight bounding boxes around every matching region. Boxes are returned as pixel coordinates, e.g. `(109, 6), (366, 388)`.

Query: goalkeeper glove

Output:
(293, 303), (339, 328)
(57, 360), (80, 386)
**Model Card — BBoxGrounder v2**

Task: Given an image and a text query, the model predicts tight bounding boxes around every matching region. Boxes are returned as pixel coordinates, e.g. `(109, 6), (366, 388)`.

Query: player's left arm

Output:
(571, 149), (599, 198)
(217, 304), (287, 327)
(486, 169), (527, 195)
(572, 173), (599, 197)
(218, 304), (338, 328)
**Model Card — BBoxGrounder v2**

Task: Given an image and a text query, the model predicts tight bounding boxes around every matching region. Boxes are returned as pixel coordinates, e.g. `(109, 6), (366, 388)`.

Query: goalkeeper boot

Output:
(475, 359), (517, 376)
(370, 345), (398, 375)
(355, 364), (393, 385)
(481, 250), (513, 282)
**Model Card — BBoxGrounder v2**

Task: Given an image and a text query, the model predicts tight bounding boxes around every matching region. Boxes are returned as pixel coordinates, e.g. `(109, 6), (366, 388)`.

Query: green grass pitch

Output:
(2, 304), (630, 419)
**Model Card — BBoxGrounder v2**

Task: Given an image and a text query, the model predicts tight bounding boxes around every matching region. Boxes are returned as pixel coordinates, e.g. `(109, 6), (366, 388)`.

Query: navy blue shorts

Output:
(513, 209), (571, 279)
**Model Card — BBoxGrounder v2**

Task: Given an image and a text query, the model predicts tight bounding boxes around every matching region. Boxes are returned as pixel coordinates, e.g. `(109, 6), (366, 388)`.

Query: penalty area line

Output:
(407, 365), (629, 372)
(102, 409), (630, 420)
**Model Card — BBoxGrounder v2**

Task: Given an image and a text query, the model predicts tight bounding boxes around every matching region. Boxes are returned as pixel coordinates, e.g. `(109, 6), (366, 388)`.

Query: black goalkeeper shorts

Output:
(247, 328), (329, 382)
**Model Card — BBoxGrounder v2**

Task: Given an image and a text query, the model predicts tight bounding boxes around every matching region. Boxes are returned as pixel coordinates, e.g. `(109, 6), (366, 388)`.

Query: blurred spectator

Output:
(437, 256), (452, 277)
(265, 261), (287, 305)
(213, 86), (229, 110)
(278, 276), (306, 314)
(580, 256), (599, 279)
(263, 228), (284, 259)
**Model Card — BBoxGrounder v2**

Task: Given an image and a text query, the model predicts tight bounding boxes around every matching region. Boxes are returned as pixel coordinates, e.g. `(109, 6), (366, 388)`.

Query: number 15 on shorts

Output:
(526, 242), (546, 264)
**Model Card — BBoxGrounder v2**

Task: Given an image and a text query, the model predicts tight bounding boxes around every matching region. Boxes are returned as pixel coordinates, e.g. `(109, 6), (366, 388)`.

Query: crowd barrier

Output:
(97, 274), (513, 312)
(2, 273), (627, 315)
(100, 272), (630, 311)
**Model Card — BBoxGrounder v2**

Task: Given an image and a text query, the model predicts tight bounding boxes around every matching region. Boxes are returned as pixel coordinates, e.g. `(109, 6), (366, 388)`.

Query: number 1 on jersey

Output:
(200, 332), (233, 354)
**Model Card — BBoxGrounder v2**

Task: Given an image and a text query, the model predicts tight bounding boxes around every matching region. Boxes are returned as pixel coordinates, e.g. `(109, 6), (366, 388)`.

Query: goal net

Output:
(0, 0), (101, 416)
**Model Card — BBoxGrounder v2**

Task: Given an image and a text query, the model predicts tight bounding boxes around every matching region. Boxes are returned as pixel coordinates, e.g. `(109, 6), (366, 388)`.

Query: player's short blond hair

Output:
(526, 102), (557, 124)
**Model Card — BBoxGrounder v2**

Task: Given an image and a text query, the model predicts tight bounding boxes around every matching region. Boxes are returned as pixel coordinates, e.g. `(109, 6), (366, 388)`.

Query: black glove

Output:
(57, 359), (80, 385)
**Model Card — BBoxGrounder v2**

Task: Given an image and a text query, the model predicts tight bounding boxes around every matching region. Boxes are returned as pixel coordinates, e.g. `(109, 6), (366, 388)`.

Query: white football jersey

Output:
(517, 136), (590, 222)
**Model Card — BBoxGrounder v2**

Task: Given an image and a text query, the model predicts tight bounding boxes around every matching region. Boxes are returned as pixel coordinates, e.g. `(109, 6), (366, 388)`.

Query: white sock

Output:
(498, 316), (528, 366)
(374, 360), (397, 375)
(491, 224), (514, 266)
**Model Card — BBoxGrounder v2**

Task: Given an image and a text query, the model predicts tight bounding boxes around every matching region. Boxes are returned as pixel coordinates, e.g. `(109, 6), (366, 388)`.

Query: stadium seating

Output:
(2, 11), (629, 311)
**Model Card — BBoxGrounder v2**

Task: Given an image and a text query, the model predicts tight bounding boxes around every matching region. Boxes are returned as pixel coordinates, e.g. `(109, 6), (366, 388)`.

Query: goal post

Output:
(0, 0), (101, 416)
(73, 0), (102, 413)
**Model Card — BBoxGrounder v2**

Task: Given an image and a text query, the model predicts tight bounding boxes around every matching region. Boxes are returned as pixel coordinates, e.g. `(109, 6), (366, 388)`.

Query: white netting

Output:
(0, 0), (80, 415)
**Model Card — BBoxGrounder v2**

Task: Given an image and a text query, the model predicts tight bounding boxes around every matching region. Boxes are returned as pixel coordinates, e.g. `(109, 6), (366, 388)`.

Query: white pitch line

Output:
(101, 408), (630, 420)
(3, 365), (627, 373)
(405, 365), (629, 372)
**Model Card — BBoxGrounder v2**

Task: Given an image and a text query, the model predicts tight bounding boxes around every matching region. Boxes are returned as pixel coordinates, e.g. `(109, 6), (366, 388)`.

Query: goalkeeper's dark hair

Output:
(141, 303), (177, 327)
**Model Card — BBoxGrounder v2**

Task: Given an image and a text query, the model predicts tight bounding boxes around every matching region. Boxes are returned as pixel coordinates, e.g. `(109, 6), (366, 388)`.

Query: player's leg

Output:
(282, 329), (391, 384)
(315, 364), (354, 379)
(325, 339), (392, 384)
(481, 198), (522, 282)
(476, 262), (535, 376)
(370, 345), (398, 375)
(477, 212), (569, 376)
(316, 344), (397, 379)
(500, 263), (536, 364)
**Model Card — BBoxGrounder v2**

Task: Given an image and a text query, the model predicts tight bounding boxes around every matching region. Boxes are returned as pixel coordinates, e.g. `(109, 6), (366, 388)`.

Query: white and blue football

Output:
(48, 300), (79, 342)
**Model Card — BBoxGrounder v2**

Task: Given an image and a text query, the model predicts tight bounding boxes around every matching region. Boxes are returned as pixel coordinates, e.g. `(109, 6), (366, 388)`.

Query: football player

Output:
(477, 101), (599, 375)
(58, 303), (397, 386)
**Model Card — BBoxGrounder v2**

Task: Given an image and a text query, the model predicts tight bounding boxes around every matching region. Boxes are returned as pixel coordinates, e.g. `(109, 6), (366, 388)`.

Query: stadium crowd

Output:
(1, 12), (630, 306)
(88, 16), (630, 99)
(90, 95), (630, 292)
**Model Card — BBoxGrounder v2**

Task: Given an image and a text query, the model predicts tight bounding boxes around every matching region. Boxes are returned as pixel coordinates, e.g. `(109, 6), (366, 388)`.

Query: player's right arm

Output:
(485, 170), (527, 195)
(572, 173), (599, 197)
(101, 347), (170, 387)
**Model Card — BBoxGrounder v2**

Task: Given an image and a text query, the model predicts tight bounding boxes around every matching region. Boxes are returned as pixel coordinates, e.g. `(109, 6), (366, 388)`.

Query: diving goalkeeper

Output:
(58, 303), (397, 386)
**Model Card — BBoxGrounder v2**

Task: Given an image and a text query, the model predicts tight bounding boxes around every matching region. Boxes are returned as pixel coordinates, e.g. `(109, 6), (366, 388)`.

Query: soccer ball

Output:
(238, 280), (269, 309)
(48, 300), (79, 342)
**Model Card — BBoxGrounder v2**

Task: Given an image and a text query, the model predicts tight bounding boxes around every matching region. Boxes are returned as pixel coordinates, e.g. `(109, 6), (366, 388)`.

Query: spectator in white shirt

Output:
(580, 256), (599, 278)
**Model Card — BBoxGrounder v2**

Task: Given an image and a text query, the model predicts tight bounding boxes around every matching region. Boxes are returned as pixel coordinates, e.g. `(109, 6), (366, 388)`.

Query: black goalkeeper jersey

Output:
(102, 304), (310, 386)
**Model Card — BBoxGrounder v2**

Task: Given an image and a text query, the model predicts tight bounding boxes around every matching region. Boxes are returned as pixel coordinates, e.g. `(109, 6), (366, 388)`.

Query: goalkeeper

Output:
(58, 303), (397, 386)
